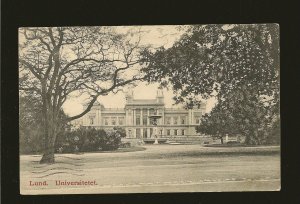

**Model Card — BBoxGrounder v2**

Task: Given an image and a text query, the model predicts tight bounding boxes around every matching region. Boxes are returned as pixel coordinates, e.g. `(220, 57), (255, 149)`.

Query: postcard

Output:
(19, 24), (280, 194)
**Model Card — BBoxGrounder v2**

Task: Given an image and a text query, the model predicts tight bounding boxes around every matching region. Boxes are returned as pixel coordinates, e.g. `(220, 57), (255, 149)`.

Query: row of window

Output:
(165, 117), (185, 125)
(89, 116), (201, 126)
(129, 128), (186, 138)
(135, 115), (148, 125)
(89, 117), (125, 126)
(165, 117), (201, 125)
(166, 129), (185, 136)
(128, 108), (163, 116)
(104, 117), (124, 126)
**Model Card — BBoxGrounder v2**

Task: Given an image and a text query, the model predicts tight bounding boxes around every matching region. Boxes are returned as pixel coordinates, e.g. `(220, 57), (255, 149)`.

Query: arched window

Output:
(89, 117), (94, 125)
(181, 117), (185, 124)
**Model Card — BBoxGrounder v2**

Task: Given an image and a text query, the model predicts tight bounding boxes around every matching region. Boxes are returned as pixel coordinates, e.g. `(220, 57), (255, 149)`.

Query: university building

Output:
(80, 90), (206, 138)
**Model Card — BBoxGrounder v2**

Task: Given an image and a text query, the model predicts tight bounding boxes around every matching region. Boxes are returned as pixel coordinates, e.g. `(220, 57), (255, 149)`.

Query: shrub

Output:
(81, 128), (106, 152)
(55, 127), (127, 153)
(99, 129), (122, 151)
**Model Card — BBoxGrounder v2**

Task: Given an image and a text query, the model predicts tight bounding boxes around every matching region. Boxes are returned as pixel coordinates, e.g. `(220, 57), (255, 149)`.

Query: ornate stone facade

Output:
(80, 90), (206, 138)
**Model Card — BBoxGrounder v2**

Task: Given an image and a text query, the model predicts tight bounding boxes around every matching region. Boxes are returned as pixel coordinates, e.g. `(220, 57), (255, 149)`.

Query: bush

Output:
(81, 128), (106, 152)
(55, 127), (126, 153)
(55, 128), (85, 153)
(98, 128), (122, 151)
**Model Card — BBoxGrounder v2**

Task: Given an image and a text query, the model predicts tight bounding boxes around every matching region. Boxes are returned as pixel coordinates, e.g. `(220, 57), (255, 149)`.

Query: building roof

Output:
(126, 99), (164, 105)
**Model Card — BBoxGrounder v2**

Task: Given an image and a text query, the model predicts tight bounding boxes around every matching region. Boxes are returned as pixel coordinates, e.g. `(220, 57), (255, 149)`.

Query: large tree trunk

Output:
(40, 145), (55, 164)
(40, 132), (57, 164)
(40, 110), (59, 164)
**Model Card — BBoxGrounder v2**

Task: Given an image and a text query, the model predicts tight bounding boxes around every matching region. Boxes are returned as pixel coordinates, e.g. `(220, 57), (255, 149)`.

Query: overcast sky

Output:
(62, 25), (217, 116)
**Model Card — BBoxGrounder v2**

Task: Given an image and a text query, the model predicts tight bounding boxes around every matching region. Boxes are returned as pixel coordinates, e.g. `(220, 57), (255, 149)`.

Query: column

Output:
(133, 109), (136, 125)
(141, 128), (144, 138)
(188, 109), (192, 124)
(96, 109), (99, 125)
(125, 108), (128, 126)
(147, 128), (150, 138)
(147, 108), (150, 125)
(191, 110), (194, 124)
(98, 108), (101, 126)
(161, 108), (164, 125)
(140, 109), (143, 126)
(133, 128), (136, 138)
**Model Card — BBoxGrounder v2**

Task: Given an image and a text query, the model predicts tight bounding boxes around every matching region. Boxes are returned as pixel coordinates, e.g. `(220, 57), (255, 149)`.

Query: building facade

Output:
(80, 90), (206, 138)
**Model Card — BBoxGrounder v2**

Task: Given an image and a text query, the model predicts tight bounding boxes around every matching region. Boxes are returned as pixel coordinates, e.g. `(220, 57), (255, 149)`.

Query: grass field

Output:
(20, 144), (280, 194)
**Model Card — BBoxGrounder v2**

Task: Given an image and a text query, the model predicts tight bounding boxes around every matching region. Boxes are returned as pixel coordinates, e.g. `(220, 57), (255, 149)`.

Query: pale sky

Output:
(62, 25), (217, 116)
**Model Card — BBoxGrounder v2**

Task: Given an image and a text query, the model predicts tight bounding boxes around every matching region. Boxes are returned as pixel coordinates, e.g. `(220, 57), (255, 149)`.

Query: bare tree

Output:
(19, 27), (146, 163)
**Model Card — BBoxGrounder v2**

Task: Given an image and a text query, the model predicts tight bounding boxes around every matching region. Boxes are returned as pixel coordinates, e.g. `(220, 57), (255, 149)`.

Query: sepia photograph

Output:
(18, 24), (280, 194)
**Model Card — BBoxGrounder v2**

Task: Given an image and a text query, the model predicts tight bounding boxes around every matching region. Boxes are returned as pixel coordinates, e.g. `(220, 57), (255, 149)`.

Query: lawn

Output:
(20, 144), (280, 194)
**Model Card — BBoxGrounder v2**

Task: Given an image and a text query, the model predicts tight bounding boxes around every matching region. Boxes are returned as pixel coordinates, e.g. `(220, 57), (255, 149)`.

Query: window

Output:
(143, 109), (148, 125)
(181, 117), (185, 124)
(136, 116), (140, 125)
(143, 129), (148, 138)
(173, 117), (178, 125)
(143, 115), (147, 125)
(136, 128), (141, 138)
(165, 117), (171, 125)
(111, 117), (116, 125)
(181, 129), (185, 135)
(104, 118), (108, 125)
(118, 117), (124, 125)
(174, 129), (178, 136)
(150, 108), (155, 115)
(195, 117), (200, 124)
(136, 109), (140, 125)
(89, 117), (94, 125)
(158, 109), (163, 115)
(167, 129), (171, 136)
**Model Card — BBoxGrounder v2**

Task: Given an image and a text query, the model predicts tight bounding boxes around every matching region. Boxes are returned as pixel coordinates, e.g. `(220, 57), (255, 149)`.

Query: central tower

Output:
(156, 89), (164, 103)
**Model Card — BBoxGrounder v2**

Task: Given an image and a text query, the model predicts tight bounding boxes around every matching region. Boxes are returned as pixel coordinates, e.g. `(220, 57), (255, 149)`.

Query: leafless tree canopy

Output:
(19, 26), (148, 163)
(19, 27), (146, 121)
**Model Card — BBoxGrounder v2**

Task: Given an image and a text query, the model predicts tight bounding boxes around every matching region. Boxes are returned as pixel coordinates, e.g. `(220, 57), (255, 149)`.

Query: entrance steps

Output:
(165, 136), (212, 145)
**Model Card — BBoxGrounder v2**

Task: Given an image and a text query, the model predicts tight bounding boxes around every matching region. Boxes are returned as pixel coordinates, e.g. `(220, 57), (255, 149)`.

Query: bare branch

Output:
(19, 59), (43, 81)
